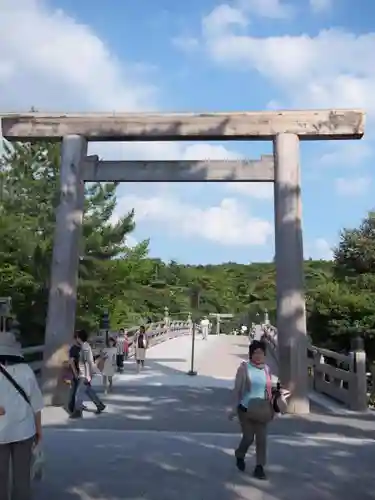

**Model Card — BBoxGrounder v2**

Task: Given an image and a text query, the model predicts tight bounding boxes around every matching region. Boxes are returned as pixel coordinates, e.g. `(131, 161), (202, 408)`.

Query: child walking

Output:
(101, 337), (117, 394)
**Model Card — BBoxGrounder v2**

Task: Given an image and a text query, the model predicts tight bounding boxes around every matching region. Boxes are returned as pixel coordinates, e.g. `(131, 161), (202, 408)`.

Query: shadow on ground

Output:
(38, 336), (375, 499)
(35, 428), (375, 500)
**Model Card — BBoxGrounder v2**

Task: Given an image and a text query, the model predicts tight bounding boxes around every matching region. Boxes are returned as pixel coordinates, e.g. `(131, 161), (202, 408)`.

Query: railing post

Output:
(349, 336), (367, 411)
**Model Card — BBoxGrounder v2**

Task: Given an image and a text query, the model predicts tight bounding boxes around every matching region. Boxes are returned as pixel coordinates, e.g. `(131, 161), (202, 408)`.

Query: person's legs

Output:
(85, 382), (105, 413)
(108, 376), (113, 392)
(235, 411), (255, 471)
(102, 375), (108, 393)
(72, 378), (86, 417)
(68, 378), (78, 413)
(253, 423), (267, 479)
(11, 437), (33, 500)
(118, 354), (124, 371)
(116, 354), (121, 372)
(0, 442), (11, 500)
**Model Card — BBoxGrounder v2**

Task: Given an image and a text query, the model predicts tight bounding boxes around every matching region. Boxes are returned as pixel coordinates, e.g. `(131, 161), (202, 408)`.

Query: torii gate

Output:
(1, 109), (365, 413)
(209, 313), (233, 335)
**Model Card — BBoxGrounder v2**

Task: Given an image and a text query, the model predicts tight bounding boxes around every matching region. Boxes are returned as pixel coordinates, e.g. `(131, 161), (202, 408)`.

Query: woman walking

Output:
(230, 340), (274, 480)
(134, 325), (148, 372)
(0, 331), (44, 500)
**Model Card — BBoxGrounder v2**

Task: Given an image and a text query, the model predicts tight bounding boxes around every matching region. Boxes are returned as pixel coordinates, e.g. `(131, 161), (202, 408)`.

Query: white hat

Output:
(0, 331), (23, 358)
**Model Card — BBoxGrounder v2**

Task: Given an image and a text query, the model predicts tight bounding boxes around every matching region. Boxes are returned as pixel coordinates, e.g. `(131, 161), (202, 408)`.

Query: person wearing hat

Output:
(0, 331), (44, 500)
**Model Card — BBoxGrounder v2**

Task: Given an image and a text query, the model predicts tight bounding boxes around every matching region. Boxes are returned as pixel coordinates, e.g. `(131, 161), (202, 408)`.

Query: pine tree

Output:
(0, 140), (137, 340)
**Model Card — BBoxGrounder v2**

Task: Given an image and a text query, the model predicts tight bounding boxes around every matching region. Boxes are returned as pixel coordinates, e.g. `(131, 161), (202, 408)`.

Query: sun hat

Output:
(0, 331), (23, 358)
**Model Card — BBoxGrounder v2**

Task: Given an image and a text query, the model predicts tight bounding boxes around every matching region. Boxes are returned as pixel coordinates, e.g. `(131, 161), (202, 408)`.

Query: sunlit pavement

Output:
(38, 334), (375, 500)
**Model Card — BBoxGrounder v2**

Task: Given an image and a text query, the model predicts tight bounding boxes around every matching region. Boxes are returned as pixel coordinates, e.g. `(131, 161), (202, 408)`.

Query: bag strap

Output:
(0, 363), (31, 406)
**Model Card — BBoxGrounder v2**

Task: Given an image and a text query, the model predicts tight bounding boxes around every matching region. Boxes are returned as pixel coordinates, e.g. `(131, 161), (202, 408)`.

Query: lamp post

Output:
(100, 310), (110, 346)
(188, 285), (200, 376)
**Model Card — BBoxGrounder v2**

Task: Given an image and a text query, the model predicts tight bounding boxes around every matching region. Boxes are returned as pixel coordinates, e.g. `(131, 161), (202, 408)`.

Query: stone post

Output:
(273, 133), (309, 414)
(41, 135), (87, 405)
(349, 336), (367, 411)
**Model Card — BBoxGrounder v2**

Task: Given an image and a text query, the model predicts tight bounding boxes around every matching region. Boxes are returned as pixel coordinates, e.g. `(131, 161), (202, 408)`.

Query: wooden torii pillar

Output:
(2, 109), (365, 411)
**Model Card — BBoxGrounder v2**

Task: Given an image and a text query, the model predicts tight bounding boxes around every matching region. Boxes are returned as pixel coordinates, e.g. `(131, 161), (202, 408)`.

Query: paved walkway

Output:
(38, 333), (375, 500)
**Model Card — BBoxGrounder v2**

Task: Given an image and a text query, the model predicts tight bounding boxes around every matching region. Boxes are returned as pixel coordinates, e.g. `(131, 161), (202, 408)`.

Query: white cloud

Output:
(335, 176), (371, 196)
(0, 0), (157, 112)
(202, 5), (248, 37)
(310, 0), (332, 13)
(171, 36), (199, 53)
(226, 182), (273, 199)
(114, 194), (273, 246)
(308, 238), (333, 260)
(198, 6), (375, 118)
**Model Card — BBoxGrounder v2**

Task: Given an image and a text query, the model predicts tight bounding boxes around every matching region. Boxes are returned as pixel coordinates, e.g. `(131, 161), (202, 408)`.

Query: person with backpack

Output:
(0, 331), (44, 500)
(116, 328), (127, 373)
(71, 329), (106, 418)
(229, 340), (274, 480)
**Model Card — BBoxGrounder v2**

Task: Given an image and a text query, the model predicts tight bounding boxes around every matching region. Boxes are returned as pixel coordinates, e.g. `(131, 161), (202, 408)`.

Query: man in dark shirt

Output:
(68, 334), (81, 414)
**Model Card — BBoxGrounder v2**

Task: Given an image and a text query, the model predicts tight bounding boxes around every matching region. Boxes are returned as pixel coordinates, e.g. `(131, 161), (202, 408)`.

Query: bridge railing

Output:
(23, 318), (191, 375)
(261, 324), (368, 411)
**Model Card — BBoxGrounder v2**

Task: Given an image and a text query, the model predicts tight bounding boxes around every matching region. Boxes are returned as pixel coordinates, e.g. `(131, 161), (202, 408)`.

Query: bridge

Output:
(26, 321), (375, 500)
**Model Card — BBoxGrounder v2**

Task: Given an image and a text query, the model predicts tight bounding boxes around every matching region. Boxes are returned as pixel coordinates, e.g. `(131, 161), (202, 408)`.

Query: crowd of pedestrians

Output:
(68, 325), (148, 418)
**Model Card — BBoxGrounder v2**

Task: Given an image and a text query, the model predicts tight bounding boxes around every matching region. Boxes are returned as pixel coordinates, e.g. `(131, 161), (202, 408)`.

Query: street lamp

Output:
(100, 310), (110, 346)
(188, 285), (200, 376)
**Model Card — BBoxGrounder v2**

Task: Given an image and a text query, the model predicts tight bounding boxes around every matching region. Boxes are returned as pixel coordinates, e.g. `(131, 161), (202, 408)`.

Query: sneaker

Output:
(69, 410), (82, 419)
(253, 465), (266, 480)
(235, 457), (246, 472)
(95, 404), (106, 414)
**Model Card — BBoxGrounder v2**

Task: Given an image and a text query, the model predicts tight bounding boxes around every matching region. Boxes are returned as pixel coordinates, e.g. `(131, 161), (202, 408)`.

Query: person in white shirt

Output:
(100, 337), (117, 394)
(72, 329), (106, 418)
(0, 331), (43, 500)
(134, 325), (148, 372)
(200, 317), (210, 340)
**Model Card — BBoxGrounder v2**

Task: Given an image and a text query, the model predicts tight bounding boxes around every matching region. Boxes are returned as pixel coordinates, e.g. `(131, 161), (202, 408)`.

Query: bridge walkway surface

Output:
(39, 333), (375, 500)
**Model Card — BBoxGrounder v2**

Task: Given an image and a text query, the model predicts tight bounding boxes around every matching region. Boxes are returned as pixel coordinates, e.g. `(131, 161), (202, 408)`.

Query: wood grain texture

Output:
(82, 156), (275, 182)
(1, 109), (365, 141)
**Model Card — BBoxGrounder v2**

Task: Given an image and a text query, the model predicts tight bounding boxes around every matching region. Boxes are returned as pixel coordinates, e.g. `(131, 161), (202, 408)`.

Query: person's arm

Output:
(28, 369), (44, 444)
(68, 350), (78, 379)
(34, 411), (42, 445)
(230, 364), (244, 415)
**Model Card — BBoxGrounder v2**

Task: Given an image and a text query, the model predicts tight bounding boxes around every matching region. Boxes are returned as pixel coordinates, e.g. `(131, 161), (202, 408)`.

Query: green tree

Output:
(0, 141), (137, 340)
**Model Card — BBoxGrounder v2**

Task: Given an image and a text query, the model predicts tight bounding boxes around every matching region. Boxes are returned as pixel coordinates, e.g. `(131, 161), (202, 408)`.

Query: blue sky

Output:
(1, 0), (374, 264)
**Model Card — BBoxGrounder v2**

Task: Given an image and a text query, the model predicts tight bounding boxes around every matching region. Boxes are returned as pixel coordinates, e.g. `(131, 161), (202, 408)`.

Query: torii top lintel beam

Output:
(1, 109), (365, 142)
